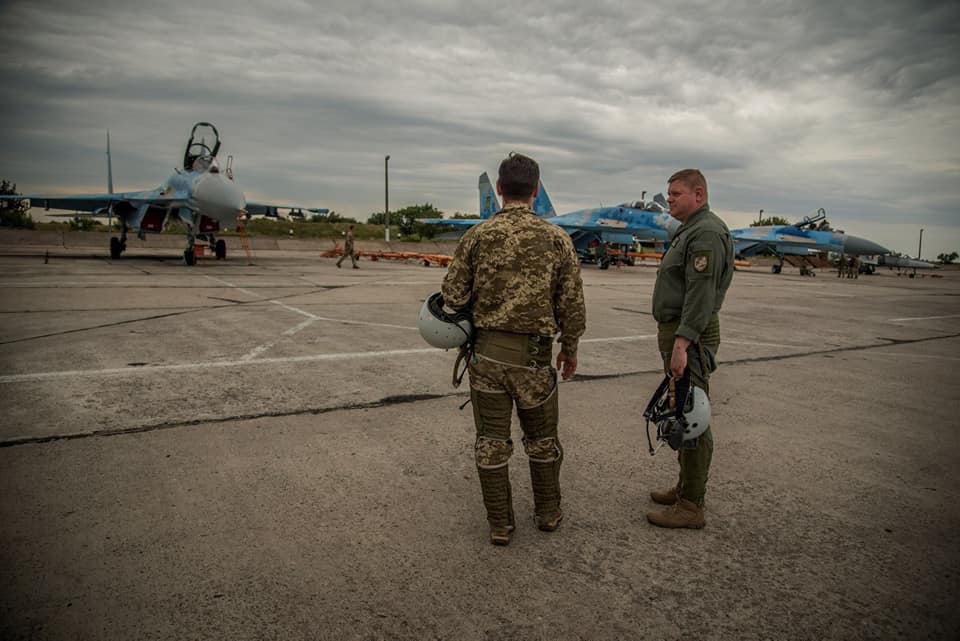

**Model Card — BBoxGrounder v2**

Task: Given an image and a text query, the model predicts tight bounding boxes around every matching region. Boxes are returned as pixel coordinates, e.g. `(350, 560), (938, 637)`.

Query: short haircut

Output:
(668, 169), (708, 199)
(498, 152), (539, 200)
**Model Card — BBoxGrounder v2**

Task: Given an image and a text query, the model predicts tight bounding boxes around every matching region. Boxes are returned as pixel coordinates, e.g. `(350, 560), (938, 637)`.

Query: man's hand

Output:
(670, 336), (691, 378)
(556, 351), (578, 380)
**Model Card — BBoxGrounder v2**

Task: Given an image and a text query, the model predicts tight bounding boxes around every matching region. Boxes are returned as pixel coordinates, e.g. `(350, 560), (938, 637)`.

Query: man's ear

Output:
(531, 182), (540, 199)
(496, 179), (503, 196)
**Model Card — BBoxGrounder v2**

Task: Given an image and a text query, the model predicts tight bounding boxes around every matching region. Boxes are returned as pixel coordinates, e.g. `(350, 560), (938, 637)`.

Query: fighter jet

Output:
(730, 209), (890, 274)
(1, 122), (328, 265)
(426, 172), (679, 253)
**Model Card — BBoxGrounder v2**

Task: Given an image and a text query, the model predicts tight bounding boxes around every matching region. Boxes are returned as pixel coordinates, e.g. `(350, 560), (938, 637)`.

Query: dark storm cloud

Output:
(0, 0), (957, 253)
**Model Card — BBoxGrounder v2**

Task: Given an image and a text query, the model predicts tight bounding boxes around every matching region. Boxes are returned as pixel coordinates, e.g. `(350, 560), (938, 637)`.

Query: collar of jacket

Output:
(677, 203), (710, 232)
(496, 203), (535, 217)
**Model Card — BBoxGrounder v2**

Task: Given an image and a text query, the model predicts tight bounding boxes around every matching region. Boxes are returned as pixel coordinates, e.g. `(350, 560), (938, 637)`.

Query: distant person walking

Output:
(837, 254), (846, 278)
(648, 169), (734, 529)
(337, 224), (358, 269)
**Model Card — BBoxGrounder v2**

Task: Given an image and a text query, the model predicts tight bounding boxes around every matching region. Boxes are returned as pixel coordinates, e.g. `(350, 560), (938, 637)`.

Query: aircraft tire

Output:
(771, 264), (782, 274)
(110, 237), (122, 259)
(184, 249), (196, 266)
(215, 239), (227, 260)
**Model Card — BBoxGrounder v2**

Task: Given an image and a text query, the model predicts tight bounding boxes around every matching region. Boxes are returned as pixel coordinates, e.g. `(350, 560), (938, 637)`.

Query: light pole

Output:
(384, 155), (390, 242)
(918, 228), (924, 260)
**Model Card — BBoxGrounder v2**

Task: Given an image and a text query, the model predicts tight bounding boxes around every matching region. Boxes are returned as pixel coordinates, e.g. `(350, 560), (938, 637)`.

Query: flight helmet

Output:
(418, 292), (473, 349)
(643, 372), (710, 454)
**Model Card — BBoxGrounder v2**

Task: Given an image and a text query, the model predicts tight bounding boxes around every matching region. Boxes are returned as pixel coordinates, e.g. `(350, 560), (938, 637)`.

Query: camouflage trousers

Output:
(468, 355), (562, 528)
(657, 317), (720, 506)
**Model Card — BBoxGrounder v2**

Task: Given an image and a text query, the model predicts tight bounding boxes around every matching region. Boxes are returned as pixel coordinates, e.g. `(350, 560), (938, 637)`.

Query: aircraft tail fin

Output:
(533, 180), (556, 218)
(479, 171), (555, 219)
(478, 172), (500, 219)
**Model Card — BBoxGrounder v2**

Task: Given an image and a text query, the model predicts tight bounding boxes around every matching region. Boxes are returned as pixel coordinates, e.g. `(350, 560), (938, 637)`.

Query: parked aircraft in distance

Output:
(730, 209), (890, 273)
(1, 122), (328, 265)
(425, 172), (679, 253)
(861, 254), (938, 276)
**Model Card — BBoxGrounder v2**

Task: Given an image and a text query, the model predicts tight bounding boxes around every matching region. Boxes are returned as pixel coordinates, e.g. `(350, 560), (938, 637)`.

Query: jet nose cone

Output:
(844, 235), (890, 255)
(195, 175), (246, 212)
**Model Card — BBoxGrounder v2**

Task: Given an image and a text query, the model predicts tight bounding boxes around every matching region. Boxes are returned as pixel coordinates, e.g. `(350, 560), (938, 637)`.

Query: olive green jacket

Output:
(651, 204), (734, 343)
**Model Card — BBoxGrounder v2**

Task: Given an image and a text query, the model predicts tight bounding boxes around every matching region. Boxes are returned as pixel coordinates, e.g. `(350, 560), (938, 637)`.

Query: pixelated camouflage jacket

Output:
(652, 204), (734, 343)
(441, 204), (586, 357)
(343, 230), (354, 252)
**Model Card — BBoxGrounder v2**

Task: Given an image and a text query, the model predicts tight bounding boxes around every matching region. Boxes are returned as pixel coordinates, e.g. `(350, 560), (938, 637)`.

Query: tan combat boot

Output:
(489, 524), (515, 546)
(646, 498), (705, 529)
(650, 484), (681, 505)
(535, 509), (564, 532)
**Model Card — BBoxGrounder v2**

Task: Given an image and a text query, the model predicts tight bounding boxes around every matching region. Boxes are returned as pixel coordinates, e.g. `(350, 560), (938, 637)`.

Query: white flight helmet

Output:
(643, 374), (711, 454)
(418, 292), (473, 349)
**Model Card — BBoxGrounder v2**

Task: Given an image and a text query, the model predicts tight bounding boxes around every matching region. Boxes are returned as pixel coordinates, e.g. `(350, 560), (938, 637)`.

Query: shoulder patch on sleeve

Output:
(692, 249), (712, 274)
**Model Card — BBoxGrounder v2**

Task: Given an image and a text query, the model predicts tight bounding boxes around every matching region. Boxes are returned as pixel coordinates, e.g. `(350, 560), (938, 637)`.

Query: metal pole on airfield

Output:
(385, 155), (390, 242)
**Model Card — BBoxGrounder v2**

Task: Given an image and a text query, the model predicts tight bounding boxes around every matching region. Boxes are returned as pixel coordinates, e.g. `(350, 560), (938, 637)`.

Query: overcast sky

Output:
(1, 0), (958, 258)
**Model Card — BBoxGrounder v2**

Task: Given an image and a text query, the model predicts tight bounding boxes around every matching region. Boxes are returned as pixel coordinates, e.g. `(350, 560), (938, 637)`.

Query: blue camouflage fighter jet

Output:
(731, 208), (890, 273)
(1, 122), (328, 265)
(427, 172), (679, 253)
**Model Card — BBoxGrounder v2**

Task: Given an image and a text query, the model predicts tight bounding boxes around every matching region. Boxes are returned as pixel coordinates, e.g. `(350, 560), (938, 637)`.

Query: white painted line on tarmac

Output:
(204, 275), (260, 299)
(0, 347), (447, 383)
(580, 334), (657, 343)
(0, 334), (833, 383)
(887, 314), (960, 322)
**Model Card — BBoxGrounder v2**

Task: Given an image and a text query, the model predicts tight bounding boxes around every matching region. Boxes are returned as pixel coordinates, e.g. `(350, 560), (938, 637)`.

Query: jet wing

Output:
(421, 218), (482, 227)
(1, 192), (185, 213)
(245, 201), (329, 218)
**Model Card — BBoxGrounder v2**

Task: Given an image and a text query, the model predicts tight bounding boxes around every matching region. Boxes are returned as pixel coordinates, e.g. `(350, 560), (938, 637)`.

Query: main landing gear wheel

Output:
(110, 237), (122, 259)
(215, 239), (226, 260)
(771, 264), (782, 274)
(184, 248), (196, 266)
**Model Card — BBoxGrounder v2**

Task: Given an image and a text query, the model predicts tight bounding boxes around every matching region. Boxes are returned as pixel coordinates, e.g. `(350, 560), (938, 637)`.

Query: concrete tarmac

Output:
(1, 243), (959, 640)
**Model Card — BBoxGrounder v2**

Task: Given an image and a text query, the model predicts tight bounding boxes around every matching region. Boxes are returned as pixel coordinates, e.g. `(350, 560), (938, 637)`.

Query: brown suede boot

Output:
(489, 524), (515, 546)
(535, 509), (563, 532)
(646, 498), (705, 529)
(650, 484), (681, 505)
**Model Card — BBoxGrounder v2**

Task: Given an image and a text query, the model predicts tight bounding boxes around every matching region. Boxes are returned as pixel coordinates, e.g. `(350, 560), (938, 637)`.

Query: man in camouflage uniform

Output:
(648, 169), (734, 529)
(442, 153), (586, 546)
(336, 224), (358, 269)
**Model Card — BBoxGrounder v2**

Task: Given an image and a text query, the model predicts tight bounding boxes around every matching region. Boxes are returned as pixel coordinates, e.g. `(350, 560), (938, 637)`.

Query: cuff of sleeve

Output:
(676, 324), (701, 344)
(559, 338), (578, 359)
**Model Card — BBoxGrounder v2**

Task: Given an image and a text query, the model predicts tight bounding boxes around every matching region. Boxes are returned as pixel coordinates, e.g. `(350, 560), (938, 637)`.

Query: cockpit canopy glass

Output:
(183, 122), (222, 171)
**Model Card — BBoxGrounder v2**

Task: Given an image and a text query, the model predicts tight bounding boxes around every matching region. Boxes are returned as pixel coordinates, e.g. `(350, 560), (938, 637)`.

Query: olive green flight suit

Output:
(651, 204), (733, 505)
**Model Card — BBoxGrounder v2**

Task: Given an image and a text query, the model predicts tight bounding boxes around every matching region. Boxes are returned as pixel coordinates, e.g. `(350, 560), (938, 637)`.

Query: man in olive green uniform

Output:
(442, 153), (586, 546)
(336, 224), (358, 269)
(648, 169), (734, 529)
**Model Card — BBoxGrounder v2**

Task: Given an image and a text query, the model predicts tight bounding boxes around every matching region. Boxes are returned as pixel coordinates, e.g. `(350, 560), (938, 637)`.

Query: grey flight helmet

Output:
(418, 292), (473, 349)
(643, 373), (711, 454)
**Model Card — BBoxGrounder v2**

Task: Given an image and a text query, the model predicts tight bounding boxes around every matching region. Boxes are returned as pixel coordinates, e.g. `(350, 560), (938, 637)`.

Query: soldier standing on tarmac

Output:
(441, 153), (586, 546)
(648, 169), (734, 529)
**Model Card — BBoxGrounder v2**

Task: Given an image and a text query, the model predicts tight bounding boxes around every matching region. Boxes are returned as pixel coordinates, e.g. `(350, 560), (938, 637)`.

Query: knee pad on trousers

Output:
(523, 436), (562, 463)
(471, 388), (514, 470)
(475, 436), (513, 470)
(516, 386), (559, 440)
